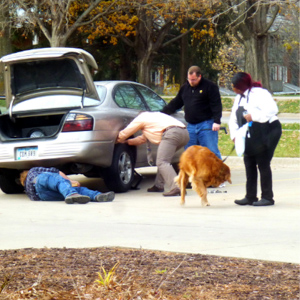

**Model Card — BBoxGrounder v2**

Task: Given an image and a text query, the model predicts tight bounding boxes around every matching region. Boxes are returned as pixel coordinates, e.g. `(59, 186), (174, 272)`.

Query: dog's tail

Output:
(174, 171), (186, 187)
(174, 174), (179, 185)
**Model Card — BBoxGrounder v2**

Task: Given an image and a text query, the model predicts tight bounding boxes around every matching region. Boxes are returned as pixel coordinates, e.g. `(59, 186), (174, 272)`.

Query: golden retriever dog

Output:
(175, 146), (232, 206)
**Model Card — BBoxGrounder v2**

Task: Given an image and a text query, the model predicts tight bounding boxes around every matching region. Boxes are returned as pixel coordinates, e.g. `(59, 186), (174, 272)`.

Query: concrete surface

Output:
(0, 157), (299, 264)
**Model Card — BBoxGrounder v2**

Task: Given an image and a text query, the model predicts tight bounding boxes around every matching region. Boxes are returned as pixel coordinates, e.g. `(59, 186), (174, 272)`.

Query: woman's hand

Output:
(244, 114), (253, 122)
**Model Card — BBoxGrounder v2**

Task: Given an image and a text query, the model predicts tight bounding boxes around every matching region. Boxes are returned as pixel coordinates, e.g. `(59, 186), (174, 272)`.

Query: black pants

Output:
(244, 120), (282, 203)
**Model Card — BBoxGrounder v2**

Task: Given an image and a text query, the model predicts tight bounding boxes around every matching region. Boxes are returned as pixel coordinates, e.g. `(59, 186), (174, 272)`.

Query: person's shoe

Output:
(163, 188), (181, 197)
(234, 198), (253, 206)
(147, 185), (164, 193)
(253, 199), (274, 206)
(65, 193), (90, 204)
(208, 183), (226, 188)
(94, 191), (115, 202)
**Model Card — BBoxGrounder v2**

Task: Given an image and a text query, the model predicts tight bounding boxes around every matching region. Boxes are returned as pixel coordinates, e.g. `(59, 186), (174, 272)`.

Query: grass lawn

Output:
(219, 97), (300, 158)
(220, 97), (300, 112)
(219, 123), (300, 158)
(164, 96), (300, 158)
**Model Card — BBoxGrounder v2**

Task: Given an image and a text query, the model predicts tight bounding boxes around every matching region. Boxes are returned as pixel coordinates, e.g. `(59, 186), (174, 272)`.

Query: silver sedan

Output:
(0, 48), (185, 193)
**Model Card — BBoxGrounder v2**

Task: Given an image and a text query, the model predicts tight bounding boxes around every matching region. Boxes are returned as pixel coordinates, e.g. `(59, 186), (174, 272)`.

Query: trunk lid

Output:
(0, 47), (100, 111)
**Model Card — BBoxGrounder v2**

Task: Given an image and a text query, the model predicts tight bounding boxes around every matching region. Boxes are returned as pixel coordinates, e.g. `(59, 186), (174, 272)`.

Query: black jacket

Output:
(161, 77), (222, 124)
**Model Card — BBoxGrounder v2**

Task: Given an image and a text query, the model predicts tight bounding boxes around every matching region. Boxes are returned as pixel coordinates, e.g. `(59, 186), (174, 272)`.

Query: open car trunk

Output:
(0, 113), (66, 141)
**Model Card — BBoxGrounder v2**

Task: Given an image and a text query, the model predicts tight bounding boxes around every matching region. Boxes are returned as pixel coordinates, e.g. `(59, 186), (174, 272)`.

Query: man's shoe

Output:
(208, 183), (226, 188)
(253, 199), (274, 206)
(147, 185), (164, 193)
(94, 191), (115, 202)
(65, 193), (90, 204)
(234, 198), (253, 206)
(163, 188), (181, 197)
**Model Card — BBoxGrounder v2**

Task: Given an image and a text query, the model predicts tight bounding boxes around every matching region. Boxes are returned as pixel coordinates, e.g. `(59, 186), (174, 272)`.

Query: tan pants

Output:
(154, 127), (189, 191)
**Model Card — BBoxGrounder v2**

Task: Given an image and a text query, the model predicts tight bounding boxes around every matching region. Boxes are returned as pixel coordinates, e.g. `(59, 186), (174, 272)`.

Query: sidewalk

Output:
(222, 111), (300, 124)
(1, 162), (299, 264)
(225, 156), (300, 170)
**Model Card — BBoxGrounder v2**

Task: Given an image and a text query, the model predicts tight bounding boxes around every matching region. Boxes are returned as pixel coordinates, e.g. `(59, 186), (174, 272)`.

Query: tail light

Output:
(62, 113), (93, 132)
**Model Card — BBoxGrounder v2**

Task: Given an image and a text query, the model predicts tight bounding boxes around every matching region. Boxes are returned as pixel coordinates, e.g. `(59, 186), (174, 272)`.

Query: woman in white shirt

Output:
(229, 72), (282, 206)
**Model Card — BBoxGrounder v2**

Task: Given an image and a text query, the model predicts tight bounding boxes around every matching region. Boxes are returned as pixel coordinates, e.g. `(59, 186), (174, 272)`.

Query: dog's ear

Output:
(226, 174), (232, 184)
(219, 164), (228, 176)
(219, 164), (231, 183)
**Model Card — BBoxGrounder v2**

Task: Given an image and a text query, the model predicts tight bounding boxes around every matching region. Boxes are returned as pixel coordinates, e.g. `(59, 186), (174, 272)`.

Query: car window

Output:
(11, 59), (85, 95)
(135, 85), (166, 111)
(95, 85), (107, 102)
(114, 84), (147, 110)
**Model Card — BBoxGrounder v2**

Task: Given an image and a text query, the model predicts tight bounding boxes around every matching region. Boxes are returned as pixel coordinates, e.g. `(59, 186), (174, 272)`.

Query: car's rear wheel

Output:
(0, 170), (24, 194)
(103, 144), (135, 193)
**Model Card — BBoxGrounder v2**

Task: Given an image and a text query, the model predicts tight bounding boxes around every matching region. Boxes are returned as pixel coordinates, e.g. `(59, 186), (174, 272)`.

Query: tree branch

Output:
(258, 4), (280, 36)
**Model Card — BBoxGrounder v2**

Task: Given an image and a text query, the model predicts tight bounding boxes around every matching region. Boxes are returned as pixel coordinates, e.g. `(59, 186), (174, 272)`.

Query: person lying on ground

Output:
(20, 167), (115, 204)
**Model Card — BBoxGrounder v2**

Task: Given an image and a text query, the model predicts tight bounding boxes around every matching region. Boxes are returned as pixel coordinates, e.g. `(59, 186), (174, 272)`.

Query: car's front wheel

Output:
(0, 170), (24, 194)
(103, 144), (135, 193)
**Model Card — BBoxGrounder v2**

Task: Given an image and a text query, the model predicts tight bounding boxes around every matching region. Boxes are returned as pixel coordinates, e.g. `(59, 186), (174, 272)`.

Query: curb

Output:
(224, 156), (300, 169)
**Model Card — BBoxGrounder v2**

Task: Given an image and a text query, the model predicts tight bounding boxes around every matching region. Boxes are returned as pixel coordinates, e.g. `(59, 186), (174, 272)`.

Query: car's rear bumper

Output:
(0, 132), (114, 169)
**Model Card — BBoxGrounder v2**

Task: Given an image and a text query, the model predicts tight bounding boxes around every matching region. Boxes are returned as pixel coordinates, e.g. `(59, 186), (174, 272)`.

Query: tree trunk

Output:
(179, 20), (189, 86)
(134, 8), (155, 86)
(231, 1), (279, 92)
(50, 30), (67, 47)
(244, 34), (270, 90)
(50, 37), (65, 47)
(119, 51), (133, 80)
(137, 53), (153, 86)
(0, 7), (12, 95)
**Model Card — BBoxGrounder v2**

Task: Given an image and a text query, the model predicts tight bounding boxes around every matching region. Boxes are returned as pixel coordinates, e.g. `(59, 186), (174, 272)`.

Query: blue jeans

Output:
(34, 172), (100, 201)
(185, 119), (221, 159)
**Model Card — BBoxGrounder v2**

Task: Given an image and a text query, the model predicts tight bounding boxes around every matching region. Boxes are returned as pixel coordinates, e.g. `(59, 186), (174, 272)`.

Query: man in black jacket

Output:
(161, 66), (222, 159)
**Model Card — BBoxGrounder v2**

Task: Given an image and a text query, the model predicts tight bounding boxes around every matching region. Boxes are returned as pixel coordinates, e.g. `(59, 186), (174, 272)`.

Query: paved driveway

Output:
(0, 158), (299, 264)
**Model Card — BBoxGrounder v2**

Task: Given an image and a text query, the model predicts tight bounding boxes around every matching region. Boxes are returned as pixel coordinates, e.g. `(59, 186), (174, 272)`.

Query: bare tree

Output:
(213, 0), (298, 90)
(0, 0), (221, 86)
(229, 1), (279, 90)
(0, 0), (123, 47)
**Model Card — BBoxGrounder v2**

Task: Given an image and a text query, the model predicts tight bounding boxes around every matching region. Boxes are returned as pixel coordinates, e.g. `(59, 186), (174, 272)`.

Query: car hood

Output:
(0, 47), (99, 109)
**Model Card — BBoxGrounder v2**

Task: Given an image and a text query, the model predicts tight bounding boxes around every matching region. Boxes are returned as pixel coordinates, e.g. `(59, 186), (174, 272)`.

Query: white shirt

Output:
(229, 87), (279, 140)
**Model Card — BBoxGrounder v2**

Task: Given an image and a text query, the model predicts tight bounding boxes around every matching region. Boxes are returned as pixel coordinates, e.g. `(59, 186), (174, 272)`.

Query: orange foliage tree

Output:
(81, 0), (221, 85)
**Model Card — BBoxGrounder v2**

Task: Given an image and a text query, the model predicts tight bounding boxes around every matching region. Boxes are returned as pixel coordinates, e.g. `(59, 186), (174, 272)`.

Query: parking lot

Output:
(0, 157), (299, 264)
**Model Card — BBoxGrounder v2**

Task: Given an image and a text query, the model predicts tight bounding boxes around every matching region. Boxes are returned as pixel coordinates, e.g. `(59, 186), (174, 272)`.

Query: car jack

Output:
(131, 170), (143, 190)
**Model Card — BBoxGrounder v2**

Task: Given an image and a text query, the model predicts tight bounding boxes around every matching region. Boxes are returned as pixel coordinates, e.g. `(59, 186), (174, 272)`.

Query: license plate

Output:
(16, 147), (38, 160)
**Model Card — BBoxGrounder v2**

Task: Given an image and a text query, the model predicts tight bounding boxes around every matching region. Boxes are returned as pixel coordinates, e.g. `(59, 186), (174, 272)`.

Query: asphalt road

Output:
(1, 157), (299, 264)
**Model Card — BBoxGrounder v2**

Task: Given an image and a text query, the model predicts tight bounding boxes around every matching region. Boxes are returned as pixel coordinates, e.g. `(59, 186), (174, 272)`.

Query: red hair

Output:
(232, 72), (262, 93)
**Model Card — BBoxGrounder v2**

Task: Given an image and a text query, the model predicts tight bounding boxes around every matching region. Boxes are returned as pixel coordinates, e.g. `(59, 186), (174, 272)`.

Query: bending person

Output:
(117, 111), (189, 197)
